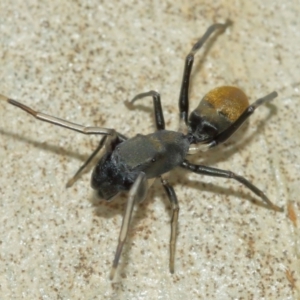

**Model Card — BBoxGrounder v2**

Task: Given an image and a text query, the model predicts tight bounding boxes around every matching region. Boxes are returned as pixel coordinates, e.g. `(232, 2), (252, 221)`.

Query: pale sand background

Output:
(0, 1), (299, 299)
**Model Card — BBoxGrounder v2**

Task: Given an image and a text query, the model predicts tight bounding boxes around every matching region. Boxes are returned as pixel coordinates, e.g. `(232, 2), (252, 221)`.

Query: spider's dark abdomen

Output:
(189, 86), (249, 143)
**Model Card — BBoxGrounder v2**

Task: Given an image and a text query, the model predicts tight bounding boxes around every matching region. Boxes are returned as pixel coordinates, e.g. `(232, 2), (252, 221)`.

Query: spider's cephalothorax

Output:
(92, 130), (190, 200)
(0, 21), (283, 280)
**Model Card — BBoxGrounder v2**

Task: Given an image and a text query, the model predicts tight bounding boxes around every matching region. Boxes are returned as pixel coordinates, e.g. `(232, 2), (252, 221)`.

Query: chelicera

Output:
(0, 21), (283, 279)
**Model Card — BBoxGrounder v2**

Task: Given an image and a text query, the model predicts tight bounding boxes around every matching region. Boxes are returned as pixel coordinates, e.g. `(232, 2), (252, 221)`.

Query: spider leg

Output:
(66, 135), (108, 187)
(128, 90), (165, 130)
(0, 94), (114, 136)
(110, 172), (148, 280)
(66, 133), (128, 187)
(181, 160), (283, 212)
(178, 21), (231, 127)
(160, 177), (179, 273)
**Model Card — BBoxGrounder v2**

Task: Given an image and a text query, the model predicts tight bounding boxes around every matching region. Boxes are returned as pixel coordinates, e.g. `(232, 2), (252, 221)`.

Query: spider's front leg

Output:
(110, 172), (148, 280)
(0, 93), (122, 187)
(0, 94), (114, 135)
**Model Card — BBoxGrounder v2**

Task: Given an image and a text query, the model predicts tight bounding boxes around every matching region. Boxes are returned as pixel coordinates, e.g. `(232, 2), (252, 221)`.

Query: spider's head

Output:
(91, 153), (122, 201)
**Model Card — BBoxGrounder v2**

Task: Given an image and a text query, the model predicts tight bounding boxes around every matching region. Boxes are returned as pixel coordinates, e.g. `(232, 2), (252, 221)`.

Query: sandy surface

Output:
(0, 1), (299, 299)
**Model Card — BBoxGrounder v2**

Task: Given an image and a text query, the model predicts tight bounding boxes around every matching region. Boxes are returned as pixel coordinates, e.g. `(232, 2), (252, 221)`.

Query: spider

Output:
(0, 21), (283, 279)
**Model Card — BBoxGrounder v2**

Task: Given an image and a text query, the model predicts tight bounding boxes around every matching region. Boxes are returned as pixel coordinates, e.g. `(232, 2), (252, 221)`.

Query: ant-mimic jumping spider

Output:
(0, 21), (283, 279)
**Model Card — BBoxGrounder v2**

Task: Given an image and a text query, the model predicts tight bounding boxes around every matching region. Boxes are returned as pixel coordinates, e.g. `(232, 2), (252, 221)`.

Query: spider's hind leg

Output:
(181, 160), (283, 212)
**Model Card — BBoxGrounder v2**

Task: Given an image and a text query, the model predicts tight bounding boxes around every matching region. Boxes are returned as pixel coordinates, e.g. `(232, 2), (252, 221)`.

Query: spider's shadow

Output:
(0, 128), (86, 162)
